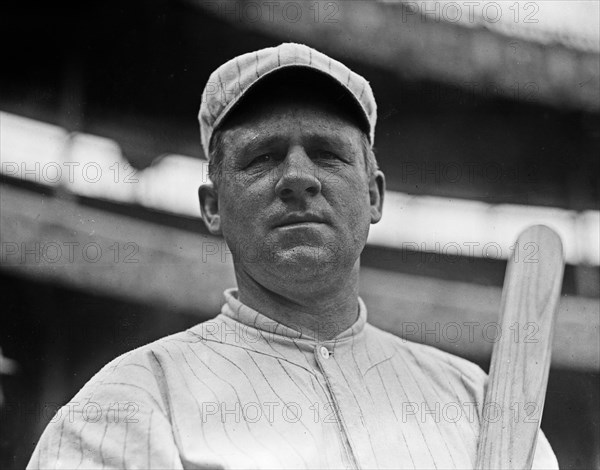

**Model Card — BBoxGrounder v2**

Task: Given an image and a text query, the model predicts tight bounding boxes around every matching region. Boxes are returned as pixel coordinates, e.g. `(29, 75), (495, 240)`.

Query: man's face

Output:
(200, 98), (384, 287)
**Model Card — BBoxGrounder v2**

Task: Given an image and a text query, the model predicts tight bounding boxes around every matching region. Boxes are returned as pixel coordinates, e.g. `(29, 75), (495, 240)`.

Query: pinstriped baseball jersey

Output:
(28, 289), (558, 469)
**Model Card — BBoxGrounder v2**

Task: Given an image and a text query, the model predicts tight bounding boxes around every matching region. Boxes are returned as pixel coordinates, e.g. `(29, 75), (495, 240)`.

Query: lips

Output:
(274, 213), (326, 228)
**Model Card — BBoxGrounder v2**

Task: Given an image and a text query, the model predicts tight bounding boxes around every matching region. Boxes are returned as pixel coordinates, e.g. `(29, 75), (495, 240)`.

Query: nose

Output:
(275, 145), (322, 200)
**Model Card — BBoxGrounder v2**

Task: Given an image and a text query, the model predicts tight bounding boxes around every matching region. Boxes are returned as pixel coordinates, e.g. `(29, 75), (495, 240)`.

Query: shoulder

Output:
(27, 330), (196, 470)
(65, 329), (195, 408)
(365, 325), (559, 468)
(72, 314), (245, 404)
(362, 324), (560, 468)
(365, 323), (488, 403)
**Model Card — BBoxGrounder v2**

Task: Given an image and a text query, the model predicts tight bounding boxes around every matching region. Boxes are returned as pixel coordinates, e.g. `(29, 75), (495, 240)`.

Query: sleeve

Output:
(27, 351), (184, 469)
(438, 349), (560, 469)
(532, 429), (560, 470)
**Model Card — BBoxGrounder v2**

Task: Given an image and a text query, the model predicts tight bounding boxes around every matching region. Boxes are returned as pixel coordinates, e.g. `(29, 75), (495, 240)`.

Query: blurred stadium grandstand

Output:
(1, 1), (598, 468)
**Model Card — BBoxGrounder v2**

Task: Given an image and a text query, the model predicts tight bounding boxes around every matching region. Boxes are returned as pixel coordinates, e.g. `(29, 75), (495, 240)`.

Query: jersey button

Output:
(319, 346), (330, 359)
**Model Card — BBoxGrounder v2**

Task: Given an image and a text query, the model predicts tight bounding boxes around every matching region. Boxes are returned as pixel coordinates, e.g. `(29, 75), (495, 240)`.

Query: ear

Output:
(368, 170), (385, 224)
(198, 183), (222, 235)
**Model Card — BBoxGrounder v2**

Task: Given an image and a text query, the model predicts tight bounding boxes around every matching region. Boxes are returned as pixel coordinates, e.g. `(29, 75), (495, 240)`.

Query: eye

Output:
(249, 154), (273, 166)
(315, 150), (338, 160)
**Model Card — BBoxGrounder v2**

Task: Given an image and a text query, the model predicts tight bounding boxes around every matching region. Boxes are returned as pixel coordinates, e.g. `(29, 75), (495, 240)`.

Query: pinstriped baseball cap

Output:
(198, 42), (377, 160)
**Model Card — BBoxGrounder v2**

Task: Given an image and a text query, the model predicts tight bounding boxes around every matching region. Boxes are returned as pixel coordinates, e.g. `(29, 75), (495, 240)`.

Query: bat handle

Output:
(475, 225), (564, 469)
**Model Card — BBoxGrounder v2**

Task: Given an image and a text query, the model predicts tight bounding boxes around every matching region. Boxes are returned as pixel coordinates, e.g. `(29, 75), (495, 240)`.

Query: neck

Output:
(234, 264), (361, 341)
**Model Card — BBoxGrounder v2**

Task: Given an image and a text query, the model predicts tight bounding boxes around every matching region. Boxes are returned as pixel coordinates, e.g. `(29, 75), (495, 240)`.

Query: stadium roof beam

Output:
(189, 0), (599, 111)
(2, 182), (598, 372)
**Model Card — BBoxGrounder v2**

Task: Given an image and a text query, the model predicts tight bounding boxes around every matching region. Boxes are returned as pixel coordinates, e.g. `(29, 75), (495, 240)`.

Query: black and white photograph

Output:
(1, 1), (598, 468)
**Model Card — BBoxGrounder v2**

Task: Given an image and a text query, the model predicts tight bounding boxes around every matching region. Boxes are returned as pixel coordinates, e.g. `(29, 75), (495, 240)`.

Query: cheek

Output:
(218, 188), (246, 228)
(334, 172), (371, 214)
(218, 184), (267, 234)
(328, 180), (372, 237)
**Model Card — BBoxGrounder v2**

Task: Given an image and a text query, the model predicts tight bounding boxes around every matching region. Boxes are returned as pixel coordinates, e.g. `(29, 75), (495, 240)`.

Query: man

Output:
(28, 43), (559, 469)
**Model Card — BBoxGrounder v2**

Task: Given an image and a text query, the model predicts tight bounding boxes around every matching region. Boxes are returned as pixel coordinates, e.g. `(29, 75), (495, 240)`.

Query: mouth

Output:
(274, 214), (326, 228)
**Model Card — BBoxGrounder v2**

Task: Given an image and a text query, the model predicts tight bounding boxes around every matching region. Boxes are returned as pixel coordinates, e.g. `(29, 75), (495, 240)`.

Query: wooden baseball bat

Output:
(475, 225), (564, 470)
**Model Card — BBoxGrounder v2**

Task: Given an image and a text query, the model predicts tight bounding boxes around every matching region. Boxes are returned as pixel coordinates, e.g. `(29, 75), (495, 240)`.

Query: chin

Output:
(270, 246), (340, 275)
